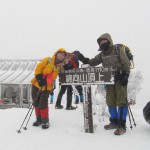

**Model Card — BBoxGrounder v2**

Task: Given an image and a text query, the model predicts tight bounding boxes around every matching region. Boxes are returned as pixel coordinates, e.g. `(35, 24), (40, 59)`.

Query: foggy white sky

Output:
(0, 0), (150, 99)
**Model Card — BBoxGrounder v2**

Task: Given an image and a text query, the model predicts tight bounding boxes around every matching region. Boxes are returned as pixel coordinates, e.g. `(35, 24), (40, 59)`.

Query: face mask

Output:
(100, 41), (110, 51)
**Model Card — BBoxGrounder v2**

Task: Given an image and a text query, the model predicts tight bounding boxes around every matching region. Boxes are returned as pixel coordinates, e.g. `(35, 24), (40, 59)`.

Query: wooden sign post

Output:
(60, 66), (115, 133)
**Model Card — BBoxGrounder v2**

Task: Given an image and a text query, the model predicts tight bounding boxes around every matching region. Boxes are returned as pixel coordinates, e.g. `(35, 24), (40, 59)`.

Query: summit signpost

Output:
(60, 66), (115, 133)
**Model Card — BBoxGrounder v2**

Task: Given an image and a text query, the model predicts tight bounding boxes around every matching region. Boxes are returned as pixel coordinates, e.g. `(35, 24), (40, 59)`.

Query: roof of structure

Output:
(0, 59), (40, 84)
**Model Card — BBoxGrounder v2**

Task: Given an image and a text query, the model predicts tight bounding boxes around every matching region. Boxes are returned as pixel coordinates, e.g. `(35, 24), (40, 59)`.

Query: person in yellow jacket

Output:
(31, 48), (67, 129)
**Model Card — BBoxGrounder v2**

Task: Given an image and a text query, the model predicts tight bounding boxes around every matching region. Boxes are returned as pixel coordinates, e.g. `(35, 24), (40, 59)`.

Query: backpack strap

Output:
(114, 44), (134, 69)
(47, 57), (52, 65)
(114, 44), (123, 56)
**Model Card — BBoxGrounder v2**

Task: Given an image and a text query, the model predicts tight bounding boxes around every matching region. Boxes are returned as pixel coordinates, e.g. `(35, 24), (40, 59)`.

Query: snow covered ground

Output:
(0, 1), (150, 149)
(0, 95), (149, 150)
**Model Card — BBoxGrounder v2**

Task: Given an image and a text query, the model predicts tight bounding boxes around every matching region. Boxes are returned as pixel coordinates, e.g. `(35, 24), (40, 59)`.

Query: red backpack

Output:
(65, 53), (78, 69)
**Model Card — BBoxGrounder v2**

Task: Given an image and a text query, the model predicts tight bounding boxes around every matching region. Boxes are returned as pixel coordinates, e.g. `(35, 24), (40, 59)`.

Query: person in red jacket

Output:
(55, 52), (78, 110)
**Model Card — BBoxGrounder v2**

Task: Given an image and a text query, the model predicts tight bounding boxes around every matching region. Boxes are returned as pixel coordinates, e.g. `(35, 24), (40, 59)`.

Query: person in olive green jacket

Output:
(31, 48), (67, 129)
(73, 33), (130, 135)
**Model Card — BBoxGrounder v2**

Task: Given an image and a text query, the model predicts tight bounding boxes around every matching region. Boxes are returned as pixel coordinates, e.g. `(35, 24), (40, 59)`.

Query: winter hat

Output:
(55, 52), (66, 64)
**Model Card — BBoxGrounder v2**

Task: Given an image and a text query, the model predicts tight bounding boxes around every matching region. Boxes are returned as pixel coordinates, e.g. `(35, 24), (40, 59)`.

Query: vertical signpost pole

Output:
(83, 85), (93, 133)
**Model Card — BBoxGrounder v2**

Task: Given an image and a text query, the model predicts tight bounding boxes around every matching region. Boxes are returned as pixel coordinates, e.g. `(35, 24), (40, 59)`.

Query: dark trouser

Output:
(31, 85), (50, 122)
(106, 81), (128, 127)
(56, 85), (73, 107)
(31, 85), (50, 109)
(75, 85), (83, 95)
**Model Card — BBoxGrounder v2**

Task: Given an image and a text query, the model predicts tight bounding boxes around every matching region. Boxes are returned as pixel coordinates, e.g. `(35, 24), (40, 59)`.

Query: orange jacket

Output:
(31, 48), (67, 91)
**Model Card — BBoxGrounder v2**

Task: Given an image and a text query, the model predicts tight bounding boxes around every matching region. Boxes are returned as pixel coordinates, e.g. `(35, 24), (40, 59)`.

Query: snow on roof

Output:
(0, 59), (40, 85)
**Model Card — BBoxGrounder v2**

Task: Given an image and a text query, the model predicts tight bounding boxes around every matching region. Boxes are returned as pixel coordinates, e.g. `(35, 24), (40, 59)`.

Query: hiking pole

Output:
(126, 98), (136, 127)
(127, 106), (133, 129)
(23, 105), (34, 130)
(23, 87), (43, 130)
(121, 86), (136, 127)
(17, 104), (33, 133)
(17, 88), (42, 133)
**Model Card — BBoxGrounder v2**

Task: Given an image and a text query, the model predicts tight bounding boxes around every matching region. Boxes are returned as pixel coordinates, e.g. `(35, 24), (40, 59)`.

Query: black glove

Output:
(82, 58), (90, 64)
(32, 100), (39, 107)
(78, 53), (90, 64)
(63, 64), (73, 70)
(35, 74), (46, 87)
(72, 51), (81, 59)
(120, 71), (129, 86)
(72, 50), (90, 64)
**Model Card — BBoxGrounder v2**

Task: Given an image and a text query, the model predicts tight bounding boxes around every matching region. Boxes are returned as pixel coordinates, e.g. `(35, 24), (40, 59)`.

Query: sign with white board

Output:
(60, 66), (114, 85)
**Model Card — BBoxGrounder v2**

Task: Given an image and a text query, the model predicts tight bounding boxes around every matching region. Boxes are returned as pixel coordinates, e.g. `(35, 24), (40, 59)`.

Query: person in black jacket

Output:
(55, 52), (77, 110)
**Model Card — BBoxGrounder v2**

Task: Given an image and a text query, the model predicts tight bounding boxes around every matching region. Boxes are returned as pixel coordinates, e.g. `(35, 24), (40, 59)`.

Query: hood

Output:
(52, 48), (67, 64)
(97, 33), (113, 51)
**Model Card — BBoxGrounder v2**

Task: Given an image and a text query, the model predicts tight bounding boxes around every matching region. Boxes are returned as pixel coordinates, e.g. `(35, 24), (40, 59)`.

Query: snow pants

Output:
(31, 85), (50, 121)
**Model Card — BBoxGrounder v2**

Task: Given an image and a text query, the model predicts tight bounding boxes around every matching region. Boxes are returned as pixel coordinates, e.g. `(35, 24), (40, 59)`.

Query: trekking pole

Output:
(17, 104), (33, 133)
(23, 105), (34, 130)
(126, 98), (136, 127)
(121, 86), (136, 127)
(17, 88), (42, 133)
(127, 107), (133, 129)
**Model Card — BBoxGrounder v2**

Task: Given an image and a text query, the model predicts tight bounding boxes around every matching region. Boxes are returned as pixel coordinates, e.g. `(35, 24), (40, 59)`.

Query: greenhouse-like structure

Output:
(0, 59), (40, 108)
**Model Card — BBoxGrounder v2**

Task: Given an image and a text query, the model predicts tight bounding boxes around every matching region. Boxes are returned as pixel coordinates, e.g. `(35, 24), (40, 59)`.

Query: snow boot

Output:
(55, 104), (63, 109)
(104, 107), (118, 130)
(66, 106), (76, 110)
(104, 120), (118, 130)
(114, 106), (127, 135)
(40, 107), (50, 129)
(114, 126), (126, 135)
(33, 115), (42, 126)
(42, 118), (50, 129)
(33, 107), (42, 126)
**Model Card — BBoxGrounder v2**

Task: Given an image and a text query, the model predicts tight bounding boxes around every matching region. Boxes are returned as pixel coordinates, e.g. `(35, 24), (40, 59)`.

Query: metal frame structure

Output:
(0, 59), (40, 108)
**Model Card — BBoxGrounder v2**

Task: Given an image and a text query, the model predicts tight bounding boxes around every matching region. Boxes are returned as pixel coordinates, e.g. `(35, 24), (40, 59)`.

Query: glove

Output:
(35, 74), (46, 87)
(82, 58), (90, 64)
(32, 101), (39, 107)
(72, 51), (90, 64)
(120, 71), (129, 86)
(72, 50), (81, 59)
(63, 64), (73, 70)
(78, 53), (90, 64)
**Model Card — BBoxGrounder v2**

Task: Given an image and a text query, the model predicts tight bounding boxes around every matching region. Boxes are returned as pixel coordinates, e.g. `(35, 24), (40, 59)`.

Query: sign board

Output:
(60, 66), (115, 85)
(59, 66), (115, 133)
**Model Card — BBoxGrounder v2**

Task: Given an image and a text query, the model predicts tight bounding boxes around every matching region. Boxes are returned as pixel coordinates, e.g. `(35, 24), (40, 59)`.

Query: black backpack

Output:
(114, 44), (134, 69)
(143, 101), (150, 124)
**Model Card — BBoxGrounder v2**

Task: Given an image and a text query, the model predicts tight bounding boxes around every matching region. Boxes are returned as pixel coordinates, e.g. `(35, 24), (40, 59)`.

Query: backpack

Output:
(143, 101), (150, 124)
(65, 53), (78, 69)
(114, 44), (134, 69)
